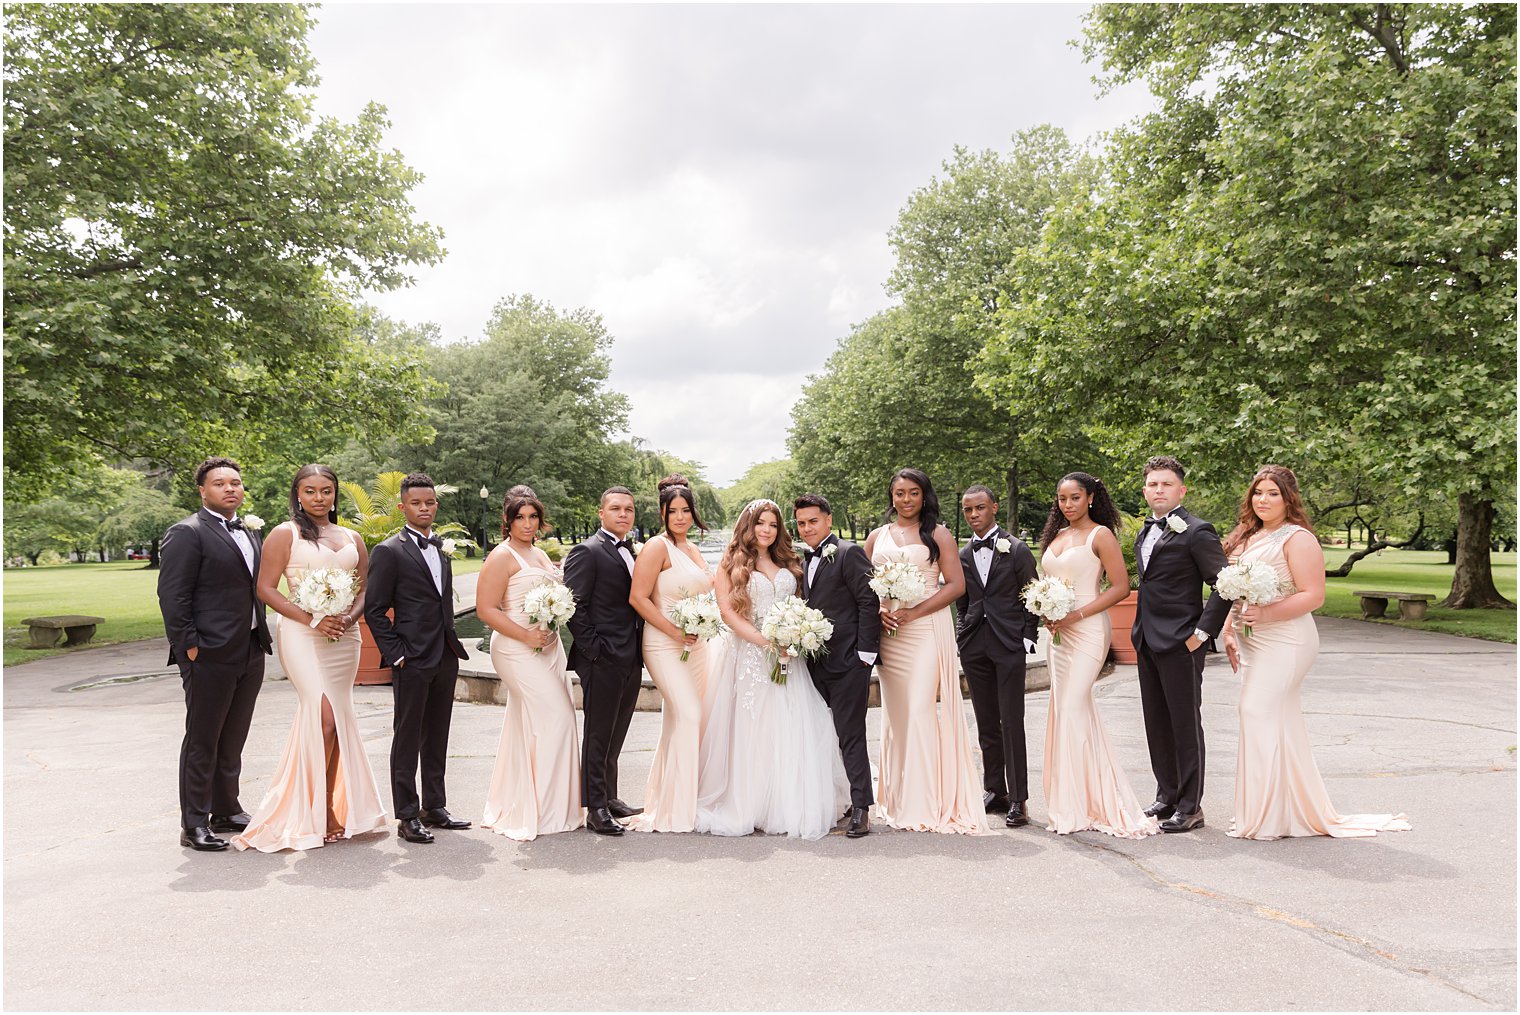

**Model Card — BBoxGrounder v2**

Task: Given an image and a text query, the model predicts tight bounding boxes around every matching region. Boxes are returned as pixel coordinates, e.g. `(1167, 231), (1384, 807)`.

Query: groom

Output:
(365, 473), (471, 844)
(794, 494), (880, 839)
(1132, 456), (1230, 833)
(158, 457), (272, 851)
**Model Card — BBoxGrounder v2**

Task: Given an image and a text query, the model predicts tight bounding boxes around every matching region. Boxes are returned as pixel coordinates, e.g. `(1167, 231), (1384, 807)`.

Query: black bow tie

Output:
(1143, 513), (1174, 532)
(970, 533), (997, 551)
(805, 544), (830, 562)
(224, 517), (245, 532)
(608, 535), (633, 553)
(413, 531), (443, 550)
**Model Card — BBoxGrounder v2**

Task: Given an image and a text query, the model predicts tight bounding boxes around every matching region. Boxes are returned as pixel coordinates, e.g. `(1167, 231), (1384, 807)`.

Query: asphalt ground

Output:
(3, 618), (1514, 1011)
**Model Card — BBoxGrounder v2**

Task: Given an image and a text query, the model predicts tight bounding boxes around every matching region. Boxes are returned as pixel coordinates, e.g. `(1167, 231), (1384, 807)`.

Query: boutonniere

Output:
(632, 541), (644, 557)
(995, 537), (1012, 554)
(1166, 515), (1188, 535)
(822, 544), (837, 562)
(242, 514), (265, 532)
(440, 538), (459, 558)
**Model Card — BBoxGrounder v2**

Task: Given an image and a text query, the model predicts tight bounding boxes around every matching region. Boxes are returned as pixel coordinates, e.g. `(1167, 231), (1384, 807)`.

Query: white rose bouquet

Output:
(1214, 561), (1285, 637)
(758, 594), (834, 685)
(868, 559), (927, 636)
(522, 579), (576, 653)
(669, 590), (723, 662)
(1022, 575), (1078, 645)
(290, 567), (360, 642)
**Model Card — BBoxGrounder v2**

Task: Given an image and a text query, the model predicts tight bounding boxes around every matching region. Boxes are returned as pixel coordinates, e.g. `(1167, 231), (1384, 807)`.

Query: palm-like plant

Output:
(342, 471), (476, 551)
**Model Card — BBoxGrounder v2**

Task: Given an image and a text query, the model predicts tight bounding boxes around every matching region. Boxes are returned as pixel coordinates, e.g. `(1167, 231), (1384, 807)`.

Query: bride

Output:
(696, 499), (850, 840)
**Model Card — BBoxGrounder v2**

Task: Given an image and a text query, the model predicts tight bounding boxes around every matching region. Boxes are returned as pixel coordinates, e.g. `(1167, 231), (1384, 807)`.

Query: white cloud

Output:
(306, 3), (1158, 483)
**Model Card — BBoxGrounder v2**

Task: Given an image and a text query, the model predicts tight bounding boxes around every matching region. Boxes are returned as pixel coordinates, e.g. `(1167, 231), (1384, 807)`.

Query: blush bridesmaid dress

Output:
(871, 528), (988, 834)
(1228, 524), (1411, 840)
(235, 526), (388, 851)
(1041, 525), (1160, 839)
(632, 535), (712, 833)
(481, 544), (584, 841)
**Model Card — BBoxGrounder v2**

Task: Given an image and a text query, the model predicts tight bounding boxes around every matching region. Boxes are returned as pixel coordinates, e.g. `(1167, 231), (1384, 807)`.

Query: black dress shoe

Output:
(208, 812), (251, 834)
(845, 806), (871, 839)
(420, 807), (471, 830)
(397, 817), (434, 843)
(180, 826), (229, 851)
(1005, 801), (1030, 828)
(983, 792), (1012, 814)
(1144, 800), (1176, 820)
(1160, 809), (1205, 833)
(607, 799), (643, 819)
(586, 807), (626, 836)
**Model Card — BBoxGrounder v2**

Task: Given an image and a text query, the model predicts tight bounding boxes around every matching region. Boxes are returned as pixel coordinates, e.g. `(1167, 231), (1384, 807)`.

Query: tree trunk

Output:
(1004, 464), (1020, 539)
(1444, 494), (1513, 609)
(146, 536), (162, 570)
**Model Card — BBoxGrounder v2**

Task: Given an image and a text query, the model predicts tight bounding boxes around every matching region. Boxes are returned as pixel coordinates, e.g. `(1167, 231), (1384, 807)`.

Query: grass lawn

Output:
(1319, 548), (1517, 644)
(3, 548), (1511, 667)
(2, 553), (489, 668)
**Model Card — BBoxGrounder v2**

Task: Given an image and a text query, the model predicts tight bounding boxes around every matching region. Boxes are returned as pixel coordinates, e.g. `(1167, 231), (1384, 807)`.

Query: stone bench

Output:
(21, 615), (105, 649)
(1352, 591), (1436, 622)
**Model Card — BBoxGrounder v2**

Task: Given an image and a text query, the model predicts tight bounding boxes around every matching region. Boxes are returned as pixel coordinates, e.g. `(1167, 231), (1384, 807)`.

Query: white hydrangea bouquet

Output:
(669, 590), (723, 662)
(868, 559), (926, 637)
(291, 567), (359, 642)
(758, 594), (834, 685)
(522, 579), (576, 653)
(1022, 575), (1077, 645)
(1214, 561), (1285, 637)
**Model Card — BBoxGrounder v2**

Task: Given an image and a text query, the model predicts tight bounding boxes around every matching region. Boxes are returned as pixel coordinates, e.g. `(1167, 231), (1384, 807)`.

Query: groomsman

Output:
(955, 485), (1039, 829)
(158, 457), (273, 851)
(564, 486), (646, 835)
(1132, 456), (1230, 833)
(795, 493), (880, 839)
(365, 473), (471, 844)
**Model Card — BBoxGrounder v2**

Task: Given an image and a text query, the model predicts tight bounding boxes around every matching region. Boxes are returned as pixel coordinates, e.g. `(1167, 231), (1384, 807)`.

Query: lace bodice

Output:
(1233, 524), (1304, 600)
(744, 567), (797, 624)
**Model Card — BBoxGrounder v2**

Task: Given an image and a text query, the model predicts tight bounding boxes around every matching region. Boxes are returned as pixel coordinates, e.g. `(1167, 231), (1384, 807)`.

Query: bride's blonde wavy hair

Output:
(721, 499), (803, 619)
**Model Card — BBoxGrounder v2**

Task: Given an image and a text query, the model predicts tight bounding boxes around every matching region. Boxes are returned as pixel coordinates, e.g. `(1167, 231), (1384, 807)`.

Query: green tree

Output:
(719, 459), (795, 516)
(983, 3), (1516, 606)
(98, 481), (186, 568)
(3, 3), (443, 490)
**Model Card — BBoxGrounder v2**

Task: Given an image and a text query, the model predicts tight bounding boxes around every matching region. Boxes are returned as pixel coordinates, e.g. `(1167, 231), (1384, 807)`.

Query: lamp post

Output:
(479, 486), (490, 553)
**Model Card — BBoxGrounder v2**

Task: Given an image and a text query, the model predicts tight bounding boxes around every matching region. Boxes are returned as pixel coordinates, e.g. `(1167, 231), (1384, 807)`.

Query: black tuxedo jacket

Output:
(563, 533), (643, 672)
(364, 531), (468, 670)
(1132, 506), (1231, 653)
(800, 535), (881, 678)
(157, 511), (272, 665)
(954, 528), (1039, 652)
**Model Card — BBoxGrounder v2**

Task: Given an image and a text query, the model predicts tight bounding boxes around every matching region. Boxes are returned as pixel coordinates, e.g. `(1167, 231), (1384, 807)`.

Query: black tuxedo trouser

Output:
(960, 627), (1028, 802)
(179, 637), (265, 829)
(390, 656), (460, 820)
(579, 655), (642, 809)
(811, 662), (874, 810)
(1136, 639), (1208, 815)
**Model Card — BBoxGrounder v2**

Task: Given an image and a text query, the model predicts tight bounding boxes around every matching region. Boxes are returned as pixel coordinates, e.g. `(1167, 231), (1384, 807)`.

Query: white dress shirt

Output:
(599, 528), (635, 575)
(404, 527), (444, 595)
(204, 508), (258, 628)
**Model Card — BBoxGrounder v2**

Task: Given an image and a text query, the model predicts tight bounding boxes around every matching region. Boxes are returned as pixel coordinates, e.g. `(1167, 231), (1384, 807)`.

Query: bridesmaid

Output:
(1039, 472), (1159, 839)
(866, 468), (988, 834)
(478, 486), (583, 841)
(629, 474), (714, 833)
(1221, 465), (1411, 840)
(235, 464), (388, 851)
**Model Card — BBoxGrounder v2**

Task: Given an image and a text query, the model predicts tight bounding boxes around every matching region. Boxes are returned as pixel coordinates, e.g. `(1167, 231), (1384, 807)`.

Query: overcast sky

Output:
(307, 3), (1157, 485)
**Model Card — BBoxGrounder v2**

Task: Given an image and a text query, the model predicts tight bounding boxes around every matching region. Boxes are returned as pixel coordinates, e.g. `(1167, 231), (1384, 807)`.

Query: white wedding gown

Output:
(696, 568), (851, 840)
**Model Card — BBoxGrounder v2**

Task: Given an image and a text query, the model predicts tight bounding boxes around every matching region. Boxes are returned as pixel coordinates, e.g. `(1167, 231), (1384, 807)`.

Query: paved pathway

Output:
(3, 619), (1514, 1010)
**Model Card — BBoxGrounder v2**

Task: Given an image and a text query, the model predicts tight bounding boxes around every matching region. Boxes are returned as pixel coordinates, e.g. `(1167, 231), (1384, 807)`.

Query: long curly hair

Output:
(1038, 472), (1121, 548)
(1222, 465), (1314, 555)
(721, 500), (803, 620)
(885, 467), (943, 564)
